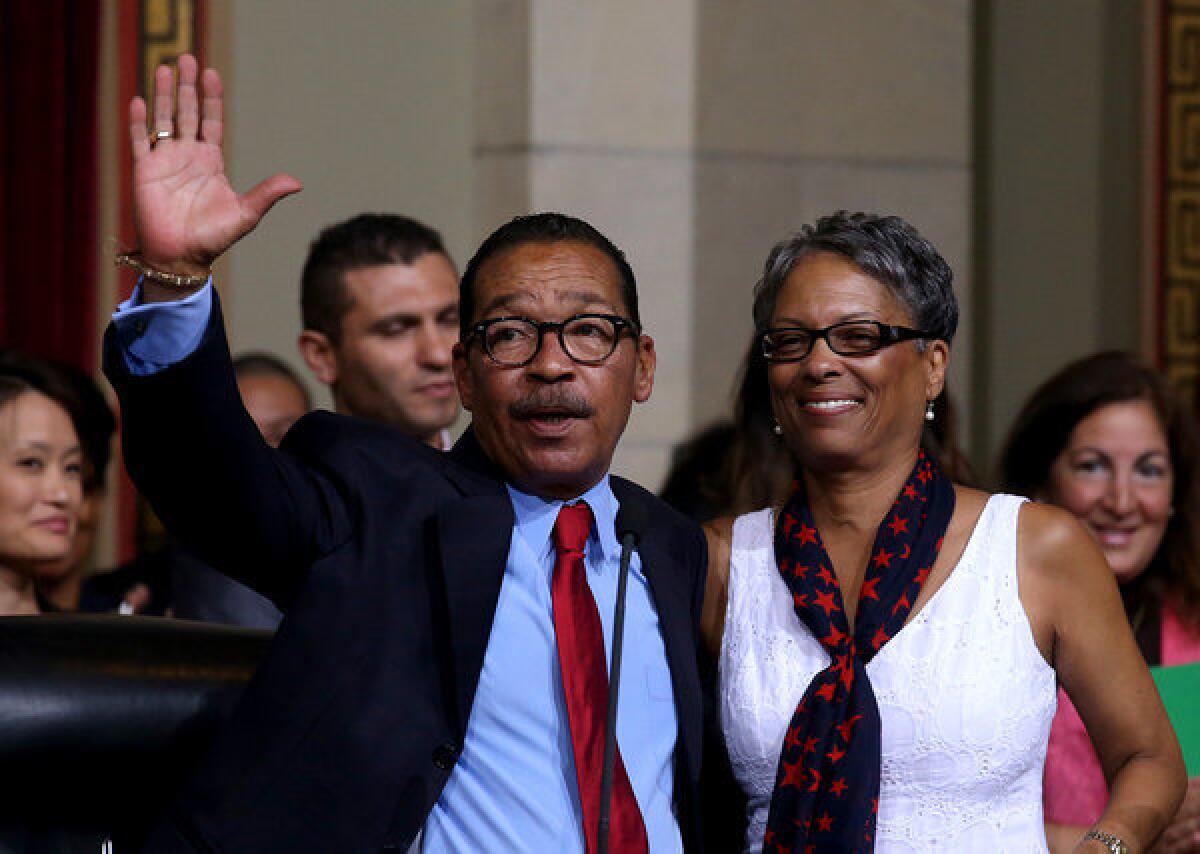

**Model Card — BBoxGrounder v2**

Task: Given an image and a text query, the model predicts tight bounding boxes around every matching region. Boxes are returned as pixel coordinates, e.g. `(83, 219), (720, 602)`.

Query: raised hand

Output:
(129, 54), (301, 286)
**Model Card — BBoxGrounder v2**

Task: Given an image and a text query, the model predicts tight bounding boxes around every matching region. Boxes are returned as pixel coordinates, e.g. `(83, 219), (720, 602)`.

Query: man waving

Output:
(106, 55), (706, 852)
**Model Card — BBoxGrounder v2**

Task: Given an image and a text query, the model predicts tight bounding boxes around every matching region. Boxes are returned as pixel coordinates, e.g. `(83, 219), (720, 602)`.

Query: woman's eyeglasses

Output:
(760, 320), (929, 362)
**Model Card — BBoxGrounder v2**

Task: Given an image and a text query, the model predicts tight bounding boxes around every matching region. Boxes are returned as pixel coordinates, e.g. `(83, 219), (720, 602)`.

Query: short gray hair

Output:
(751, 211), (958, 347)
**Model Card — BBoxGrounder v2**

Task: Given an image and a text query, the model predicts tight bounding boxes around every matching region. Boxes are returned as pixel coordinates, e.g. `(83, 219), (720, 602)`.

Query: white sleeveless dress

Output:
(719, 494), (1056, 852)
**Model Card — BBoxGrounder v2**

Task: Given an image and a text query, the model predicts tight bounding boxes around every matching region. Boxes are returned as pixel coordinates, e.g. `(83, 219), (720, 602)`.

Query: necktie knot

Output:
(554, 501), (593, 557)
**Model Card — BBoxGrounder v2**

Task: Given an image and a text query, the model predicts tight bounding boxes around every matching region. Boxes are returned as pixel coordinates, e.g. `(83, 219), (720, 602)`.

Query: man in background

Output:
(233, 352), (312, 448)
(296, 214), (460, 448)
(82, 353), (311, 628)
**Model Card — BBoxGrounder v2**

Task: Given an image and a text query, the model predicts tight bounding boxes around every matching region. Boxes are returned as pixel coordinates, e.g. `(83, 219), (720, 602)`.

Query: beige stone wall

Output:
(89, 1), (1153, 566)
(974, 0), (1147, 473)
(692, 0), (974, 430)
(202, 3), (1162, 493)
(211, 1), (476, 410)
(475, 1), (700, 489)
(477, 0), (973, 491)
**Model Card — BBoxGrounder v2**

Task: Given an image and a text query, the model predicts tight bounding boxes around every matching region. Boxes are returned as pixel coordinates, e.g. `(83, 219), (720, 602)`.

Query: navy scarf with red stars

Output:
(764, 450), (955, 853)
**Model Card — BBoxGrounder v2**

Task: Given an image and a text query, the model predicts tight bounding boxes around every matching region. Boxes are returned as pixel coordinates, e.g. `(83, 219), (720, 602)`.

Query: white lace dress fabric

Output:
(718, 494), (1056, 853)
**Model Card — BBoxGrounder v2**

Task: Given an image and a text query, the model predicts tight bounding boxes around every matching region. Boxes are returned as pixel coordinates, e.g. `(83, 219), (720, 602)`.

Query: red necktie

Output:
(552, 501), (649, 854)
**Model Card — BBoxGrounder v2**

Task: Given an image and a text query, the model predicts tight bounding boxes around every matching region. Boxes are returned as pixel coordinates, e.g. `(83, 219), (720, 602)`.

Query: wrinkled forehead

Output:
(474, 240), (627, 320)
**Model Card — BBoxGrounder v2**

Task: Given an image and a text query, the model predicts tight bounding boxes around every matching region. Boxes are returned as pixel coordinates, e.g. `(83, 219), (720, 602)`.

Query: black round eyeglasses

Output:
(465, 313), (641, 367)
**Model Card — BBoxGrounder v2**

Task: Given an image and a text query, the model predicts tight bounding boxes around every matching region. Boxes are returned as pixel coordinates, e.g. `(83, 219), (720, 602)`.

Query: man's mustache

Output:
(509, 388), (594, 420)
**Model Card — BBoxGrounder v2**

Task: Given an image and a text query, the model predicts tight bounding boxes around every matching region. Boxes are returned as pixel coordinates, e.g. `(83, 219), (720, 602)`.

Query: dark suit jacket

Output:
(104, 298), (708, 853)
(80, 541), (283, 629)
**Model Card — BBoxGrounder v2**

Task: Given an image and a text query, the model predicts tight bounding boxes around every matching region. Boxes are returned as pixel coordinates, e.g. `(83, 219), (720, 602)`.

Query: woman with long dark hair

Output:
(1000, 351), (1200, 853)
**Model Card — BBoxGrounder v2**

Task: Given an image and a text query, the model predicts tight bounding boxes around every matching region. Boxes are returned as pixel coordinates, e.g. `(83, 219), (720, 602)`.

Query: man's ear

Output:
(633, 334), (656, 404)
(924, 339), (949, 402)
(452, 341), (474, 412)
(298, 330), (338, 387)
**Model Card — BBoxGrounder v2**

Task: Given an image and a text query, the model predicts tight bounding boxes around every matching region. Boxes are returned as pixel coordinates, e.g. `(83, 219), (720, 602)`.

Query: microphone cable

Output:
(598, 498), (648, 854)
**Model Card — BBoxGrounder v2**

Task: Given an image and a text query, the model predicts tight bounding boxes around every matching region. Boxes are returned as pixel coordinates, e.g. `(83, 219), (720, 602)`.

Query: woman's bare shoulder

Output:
(1013, 498), (1116, 630)
(703, 514), (735, 540)
(703, 515), (735, 575)
(952, 484), (990, 514)
(1016, 500), (1100, 571)
(946, 485), (989, 540)
(700, 515), (737, 656)
(952, 487), (1087, 560)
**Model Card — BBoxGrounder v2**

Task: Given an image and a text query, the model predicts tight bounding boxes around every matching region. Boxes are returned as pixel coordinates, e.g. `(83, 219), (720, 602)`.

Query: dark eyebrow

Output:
(368, 314), (421, 331)
(13, 440), (81, 456)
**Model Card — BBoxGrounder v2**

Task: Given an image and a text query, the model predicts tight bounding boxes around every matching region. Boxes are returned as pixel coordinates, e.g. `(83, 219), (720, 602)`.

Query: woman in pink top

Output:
(1001, 352), (1200, 852)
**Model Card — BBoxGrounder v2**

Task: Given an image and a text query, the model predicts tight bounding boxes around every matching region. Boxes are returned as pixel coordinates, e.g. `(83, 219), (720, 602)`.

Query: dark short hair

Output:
(233, 351), (313, 410)
(459, 213), (640, 337)
(0, 356), (102, 490)
(0, 375), (34, 413)
(301, 213), (451, 344)
(999, 351), (1200, 627)
(751, 211), (958, 346)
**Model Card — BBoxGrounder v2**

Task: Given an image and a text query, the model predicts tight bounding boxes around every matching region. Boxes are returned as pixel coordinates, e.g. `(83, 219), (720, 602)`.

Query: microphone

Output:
(598, 498), (649, 854)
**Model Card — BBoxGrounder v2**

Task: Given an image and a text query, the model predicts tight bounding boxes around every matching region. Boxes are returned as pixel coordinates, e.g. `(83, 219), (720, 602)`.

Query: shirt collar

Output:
(506, 476), (619, 566)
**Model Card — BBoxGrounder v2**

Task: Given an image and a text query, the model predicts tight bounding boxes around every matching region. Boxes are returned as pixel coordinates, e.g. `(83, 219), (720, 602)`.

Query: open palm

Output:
(130, 55), (300, 274)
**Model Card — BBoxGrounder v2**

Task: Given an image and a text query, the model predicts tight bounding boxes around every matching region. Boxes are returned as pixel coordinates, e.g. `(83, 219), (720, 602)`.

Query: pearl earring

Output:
(772, 421), (783, 436)
(925, 400), (935, 422)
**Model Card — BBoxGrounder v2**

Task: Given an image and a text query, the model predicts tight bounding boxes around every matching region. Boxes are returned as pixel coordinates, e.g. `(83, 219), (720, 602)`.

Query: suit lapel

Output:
(434, 427), (516, 734)
(610, 480), (702, 778)
(434, 493), (514, 735)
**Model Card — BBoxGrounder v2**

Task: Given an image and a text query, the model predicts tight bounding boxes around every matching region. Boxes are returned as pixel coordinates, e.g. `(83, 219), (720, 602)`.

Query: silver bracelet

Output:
(1082, 828), (1129, 854)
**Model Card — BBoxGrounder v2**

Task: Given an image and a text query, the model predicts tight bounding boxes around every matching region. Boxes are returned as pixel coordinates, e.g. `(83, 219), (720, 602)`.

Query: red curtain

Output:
(0, 1), (102, 371)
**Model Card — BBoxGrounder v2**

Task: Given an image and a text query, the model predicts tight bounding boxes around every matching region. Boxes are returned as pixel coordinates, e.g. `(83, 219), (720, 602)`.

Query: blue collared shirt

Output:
(421, 480), (680, 852)
(111, 280), (212, 373)
(111, 286), (682, 851)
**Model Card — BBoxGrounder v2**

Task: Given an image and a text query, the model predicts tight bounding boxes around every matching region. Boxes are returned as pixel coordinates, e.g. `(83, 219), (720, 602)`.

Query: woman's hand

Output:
(129, 54), (301, 291)
(1152, 776), (1200, 852)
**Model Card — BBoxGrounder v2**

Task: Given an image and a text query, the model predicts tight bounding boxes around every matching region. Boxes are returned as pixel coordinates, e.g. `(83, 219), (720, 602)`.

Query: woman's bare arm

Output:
(701, 516), (733, 659)
(1020, 502), (1186, 852)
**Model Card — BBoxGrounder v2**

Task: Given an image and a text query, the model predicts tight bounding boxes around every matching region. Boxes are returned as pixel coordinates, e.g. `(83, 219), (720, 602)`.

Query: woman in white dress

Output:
(700, 212), (1184, 853)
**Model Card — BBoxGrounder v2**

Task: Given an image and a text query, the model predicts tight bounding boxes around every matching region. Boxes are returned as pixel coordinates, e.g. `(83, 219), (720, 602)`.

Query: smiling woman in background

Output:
(0, 368), (83, 615)
(1000, 351), (1200, 853)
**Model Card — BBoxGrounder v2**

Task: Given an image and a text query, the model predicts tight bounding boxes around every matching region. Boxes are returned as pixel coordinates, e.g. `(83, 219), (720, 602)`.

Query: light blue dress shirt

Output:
(421, 480), (681, 852)
(111, 284), (683, 851)
(111, 280), (212, 373)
